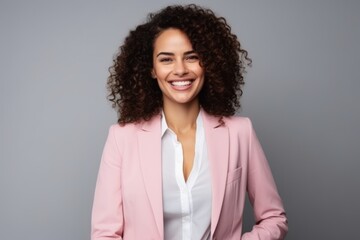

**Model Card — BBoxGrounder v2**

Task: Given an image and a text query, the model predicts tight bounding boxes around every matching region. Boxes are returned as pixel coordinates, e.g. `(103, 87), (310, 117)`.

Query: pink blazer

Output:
(91, 110), (288, 240)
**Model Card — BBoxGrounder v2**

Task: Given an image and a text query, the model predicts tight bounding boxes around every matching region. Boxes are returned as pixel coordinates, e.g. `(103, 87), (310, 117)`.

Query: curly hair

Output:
(107, 4), (252, 124)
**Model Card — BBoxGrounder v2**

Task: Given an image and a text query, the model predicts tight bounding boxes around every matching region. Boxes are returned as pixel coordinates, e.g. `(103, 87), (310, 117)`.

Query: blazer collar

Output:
(137, 113), (164, 239)
(201, 110), (229, 235)
(137, 110), (229, 238)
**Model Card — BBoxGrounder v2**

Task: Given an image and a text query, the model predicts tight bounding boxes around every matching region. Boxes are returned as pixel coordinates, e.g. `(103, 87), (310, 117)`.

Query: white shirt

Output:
(161, 112), (212, 240)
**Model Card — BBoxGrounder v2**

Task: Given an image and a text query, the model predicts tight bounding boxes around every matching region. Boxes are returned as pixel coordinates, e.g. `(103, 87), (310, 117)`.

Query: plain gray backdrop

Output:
(1, 0), (359, 239)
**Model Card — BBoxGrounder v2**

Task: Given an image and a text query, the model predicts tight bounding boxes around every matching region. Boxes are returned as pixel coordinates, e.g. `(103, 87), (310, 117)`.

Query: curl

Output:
(107, 4), (251, 124)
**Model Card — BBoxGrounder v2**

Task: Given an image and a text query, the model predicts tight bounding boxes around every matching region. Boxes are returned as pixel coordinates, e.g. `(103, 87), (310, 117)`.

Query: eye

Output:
(159, 57), (173, 63)
(185, 54), (199, 62)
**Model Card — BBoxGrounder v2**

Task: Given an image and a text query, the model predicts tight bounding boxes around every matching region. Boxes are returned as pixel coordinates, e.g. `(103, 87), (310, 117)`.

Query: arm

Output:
(91, 125), (124, 240)
(242, 119), (288, 240)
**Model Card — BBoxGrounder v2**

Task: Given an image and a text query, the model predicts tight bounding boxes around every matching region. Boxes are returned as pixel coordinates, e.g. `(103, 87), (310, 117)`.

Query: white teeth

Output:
(171, 81), (192, 86)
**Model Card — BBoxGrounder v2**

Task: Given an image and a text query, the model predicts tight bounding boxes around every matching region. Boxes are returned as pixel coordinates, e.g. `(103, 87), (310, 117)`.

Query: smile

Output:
(168, 79), (195, 90)
(169, 80), (193, 86)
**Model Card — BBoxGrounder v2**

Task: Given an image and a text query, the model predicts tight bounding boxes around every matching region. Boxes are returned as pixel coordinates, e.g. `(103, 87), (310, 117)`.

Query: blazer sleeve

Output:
(91, 125), (124, 240)
(241, 119), (288, 240)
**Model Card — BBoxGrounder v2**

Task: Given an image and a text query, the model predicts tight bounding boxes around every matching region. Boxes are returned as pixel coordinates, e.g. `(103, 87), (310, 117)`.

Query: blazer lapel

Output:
(201, 110), (229, 235)
(137, 111), (229, 238)
(137, 114), (164, 239)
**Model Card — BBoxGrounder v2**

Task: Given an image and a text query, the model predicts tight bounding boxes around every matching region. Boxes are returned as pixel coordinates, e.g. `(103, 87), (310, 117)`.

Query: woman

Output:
(92, 4), (288, 240)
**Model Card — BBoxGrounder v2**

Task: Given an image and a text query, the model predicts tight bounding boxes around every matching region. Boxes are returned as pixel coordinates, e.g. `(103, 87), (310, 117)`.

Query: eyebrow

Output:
(156, 50), (196, 57)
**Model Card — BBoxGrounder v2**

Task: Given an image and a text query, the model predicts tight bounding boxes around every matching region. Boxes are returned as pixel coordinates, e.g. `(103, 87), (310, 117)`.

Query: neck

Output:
(163, 100), (200, 134)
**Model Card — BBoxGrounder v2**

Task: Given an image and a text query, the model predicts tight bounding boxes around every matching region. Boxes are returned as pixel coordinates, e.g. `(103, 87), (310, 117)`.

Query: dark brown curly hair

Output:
(107, 4), (252, 124)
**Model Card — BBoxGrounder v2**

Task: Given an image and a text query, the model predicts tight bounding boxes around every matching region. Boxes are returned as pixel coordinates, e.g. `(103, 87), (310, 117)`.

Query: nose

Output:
(173, 60), (188, 76)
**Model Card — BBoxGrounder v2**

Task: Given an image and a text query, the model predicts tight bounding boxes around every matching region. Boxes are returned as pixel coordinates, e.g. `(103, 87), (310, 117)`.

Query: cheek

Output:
(153, 66), (170, 80)
(156, 78), (167, 91)
(192, 64), (204, 77)
(198, 79), (205, 92)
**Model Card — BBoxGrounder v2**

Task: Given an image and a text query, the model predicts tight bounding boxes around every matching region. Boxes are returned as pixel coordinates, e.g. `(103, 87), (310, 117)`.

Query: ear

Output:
(151, 69), (157, 79)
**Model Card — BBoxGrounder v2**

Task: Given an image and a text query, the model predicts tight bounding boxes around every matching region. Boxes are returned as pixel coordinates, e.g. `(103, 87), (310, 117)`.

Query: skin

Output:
(152, 28), (205, 181)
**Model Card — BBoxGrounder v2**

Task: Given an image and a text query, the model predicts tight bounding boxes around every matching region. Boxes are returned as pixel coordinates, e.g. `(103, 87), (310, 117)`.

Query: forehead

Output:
(153, 28), (193, 53)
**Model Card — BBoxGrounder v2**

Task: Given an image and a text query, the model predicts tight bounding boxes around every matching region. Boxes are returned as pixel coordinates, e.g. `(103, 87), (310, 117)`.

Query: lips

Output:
(170, 80), (193, 86)
(168, 79), (195, 90)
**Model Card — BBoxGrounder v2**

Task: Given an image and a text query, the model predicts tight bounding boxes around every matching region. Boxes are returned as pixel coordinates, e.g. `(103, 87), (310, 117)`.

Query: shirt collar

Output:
(161, 111), (169, 137)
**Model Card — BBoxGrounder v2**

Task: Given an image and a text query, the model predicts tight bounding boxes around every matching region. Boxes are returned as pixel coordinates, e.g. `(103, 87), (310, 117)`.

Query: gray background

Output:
(1, 0), (359, 239)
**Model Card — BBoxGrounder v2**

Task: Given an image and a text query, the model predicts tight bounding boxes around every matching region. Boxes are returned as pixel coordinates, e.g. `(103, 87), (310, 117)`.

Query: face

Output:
(152, 28), (204, 107)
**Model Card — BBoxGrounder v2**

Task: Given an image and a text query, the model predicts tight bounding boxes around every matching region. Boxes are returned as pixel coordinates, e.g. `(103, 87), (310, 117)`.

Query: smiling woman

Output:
(106, 5), (252, 125)
(152, 28), (205, 108)
(92, 4), (288, 240)
(152, 28), (206, 182)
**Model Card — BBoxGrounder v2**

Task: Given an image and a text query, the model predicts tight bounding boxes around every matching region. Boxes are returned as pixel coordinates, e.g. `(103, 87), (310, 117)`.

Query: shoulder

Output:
(221, 116), (258, 142)
(223, 115), (253, 131)
(109, 122), (139, 134)
(107, 122), (141, 144)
